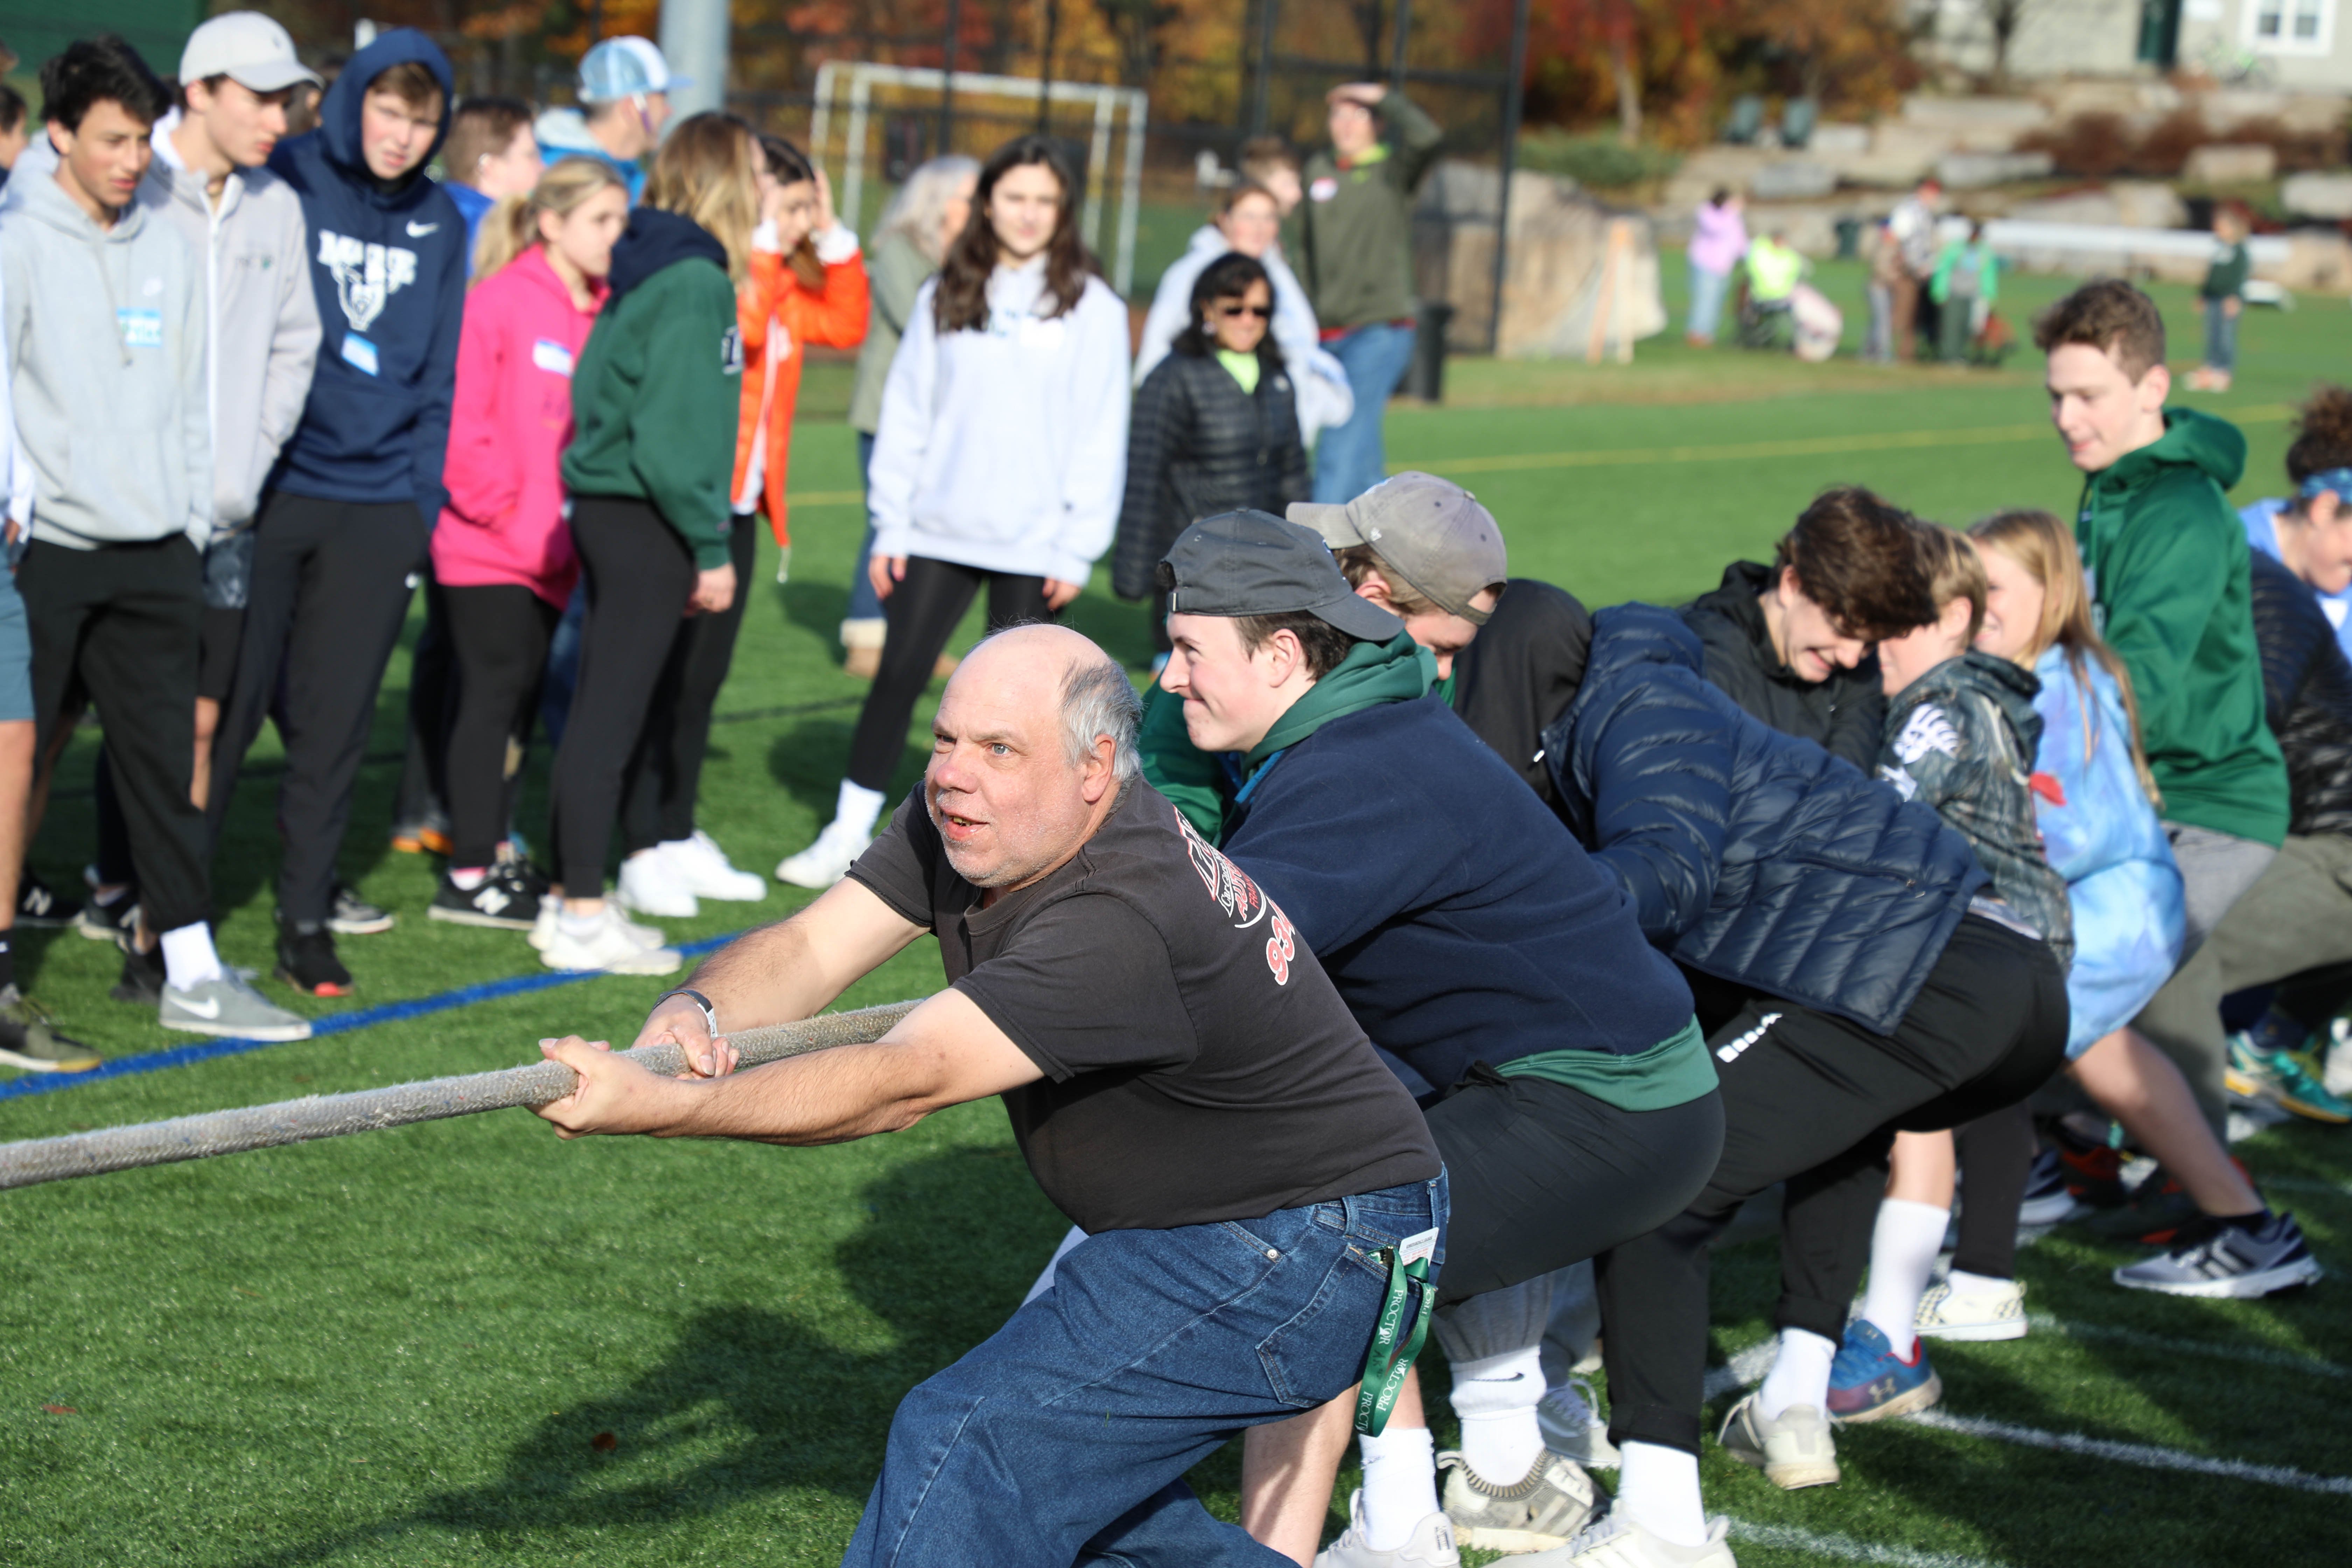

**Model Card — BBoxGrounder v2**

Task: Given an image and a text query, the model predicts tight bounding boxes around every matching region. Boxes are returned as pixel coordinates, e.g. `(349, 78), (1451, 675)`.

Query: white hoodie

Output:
(867, 258), (1131, 587)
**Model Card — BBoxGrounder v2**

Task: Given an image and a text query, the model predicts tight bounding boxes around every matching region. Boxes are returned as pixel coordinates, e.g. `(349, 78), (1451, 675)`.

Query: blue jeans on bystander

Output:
(1312, 321), (1418, 505)
(848, 430), (883, 624)
(842, 1173), (1447, 1567)
(1686, 265), (1731, 344)
(2204, 299), (2239, 374)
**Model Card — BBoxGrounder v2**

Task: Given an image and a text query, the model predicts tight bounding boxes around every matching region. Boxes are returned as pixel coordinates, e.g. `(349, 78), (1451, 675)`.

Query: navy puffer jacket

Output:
(1541, 604), (1988, 1035)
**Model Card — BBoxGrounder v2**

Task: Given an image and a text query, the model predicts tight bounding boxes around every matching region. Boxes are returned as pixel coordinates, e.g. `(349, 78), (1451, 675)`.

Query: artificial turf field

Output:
(3, 256), (2348, 1566)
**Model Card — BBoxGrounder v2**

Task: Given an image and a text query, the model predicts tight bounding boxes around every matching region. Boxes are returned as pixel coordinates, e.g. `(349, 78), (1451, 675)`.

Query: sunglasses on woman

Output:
(1213, 302), (1273, 319)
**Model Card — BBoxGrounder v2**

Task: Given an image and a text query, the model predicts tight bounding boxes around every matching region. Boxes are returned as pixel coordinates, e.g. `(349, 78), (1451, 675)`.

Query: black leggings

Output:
(550, 497), (699, 895)
(1596, 916), (2068, 1456)
(846, 556), (1056, 791)
(620, 514), (758, 854)
(1951, 1101), (2036, 1280)
(443, 583), (562, 870)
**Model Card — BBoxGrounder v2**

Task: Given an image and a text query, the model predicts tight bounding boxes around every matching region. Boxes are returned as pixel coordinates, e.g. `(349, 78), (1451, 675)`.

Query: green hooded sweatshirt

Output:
(1299, 96), (1444, 332)
(1141, 631), (1437, 844)
(2073, 406), (2288, 845)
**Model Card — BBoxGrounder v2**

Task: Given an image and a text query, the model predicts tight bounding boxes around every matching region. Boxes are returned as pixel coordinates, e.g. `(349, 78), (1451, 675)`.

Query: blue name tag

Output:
(118, 308), (162, 349)
(341, 333), (380, 376)
(531, 338), (574, 376)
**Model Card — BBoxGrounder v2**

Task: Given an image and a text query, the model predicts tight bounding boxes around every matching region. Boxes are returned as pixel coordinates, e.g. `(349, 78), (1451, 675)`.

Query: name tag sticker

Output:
(341, 333), (380, 376)
(531, 338), (575, 376)
(1397, 1227), (1439, 1268)
(117, 308), (162, 349)
(1309, 176), (1339, 202)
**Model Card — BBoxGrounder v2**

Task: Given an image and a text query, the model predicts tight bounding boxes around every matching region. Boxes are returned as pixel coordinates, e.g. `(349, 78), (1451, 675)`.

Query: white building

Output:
(1923, 0), (2352, 91)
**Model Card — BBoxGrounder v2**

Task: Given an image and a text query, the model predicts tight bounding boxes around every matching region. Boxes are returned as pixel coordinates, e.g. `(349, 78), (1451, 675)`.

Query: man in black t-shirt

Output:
(534, 623), (1444, 1568)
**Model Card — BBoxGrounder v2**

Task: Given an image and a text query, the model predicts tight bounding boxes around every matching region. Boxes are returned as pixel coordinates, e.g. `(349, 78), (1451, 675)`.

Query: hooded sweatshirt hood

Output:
(267, 28), (467, 518)
(608, 206), (728, 301)
(2096, 404), (2246, 494)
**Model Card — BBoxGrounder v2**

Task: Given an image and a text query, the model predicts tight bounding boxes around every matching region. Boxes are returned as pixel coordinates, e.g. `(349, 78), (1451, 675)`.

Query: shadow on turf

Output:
(234, 1144), (1068, 1564)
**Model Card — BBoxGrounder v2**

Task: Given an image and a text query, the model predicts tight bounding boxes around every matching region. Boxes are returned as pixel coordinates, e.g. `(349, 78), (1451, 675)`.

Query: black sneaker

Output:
(499, 855), (552, 906)
(15, 869), (82, 928)
(111, 940), (165, 1006)
(275, 922), (353, 997)
(428, 866), (539, 931)
(327, 883), (395, 936)
(74, 886), (138, 948)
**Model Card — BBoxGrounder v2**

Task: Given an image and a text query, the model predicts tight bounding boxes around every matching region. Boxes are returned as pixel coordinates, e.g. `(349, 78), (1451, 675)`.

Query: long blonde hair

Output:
(471, 156), (630, 284)
(1968, 509), (2161, 807)
(643, 111), (760, 283)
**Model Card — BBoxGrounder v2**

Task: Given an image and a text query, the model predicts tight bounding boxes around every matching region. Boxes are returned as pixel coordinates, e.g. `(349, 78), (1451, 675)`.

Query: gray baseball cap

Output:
(1288, 472), (1508, 625)
(1157, 509), (1406, 644)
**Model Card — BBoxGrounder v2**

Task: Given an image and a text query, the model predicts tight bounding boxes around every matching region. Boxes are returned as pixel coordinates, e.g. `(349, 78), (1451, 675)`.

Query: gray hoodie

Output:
(0, 167), (211, 551)
(139, 109), (320, 532)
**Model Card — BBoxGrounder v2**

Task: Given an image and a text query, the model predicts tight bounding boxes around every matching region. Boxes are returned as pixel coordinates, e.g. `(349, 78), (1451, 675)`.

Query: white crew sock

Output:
(159, 922), (223, 992)
(1945, 1266), (2011, 1297)
(1861, 1197), (1950, 1357)
(833, 779), (886, 840)
(1755, 1326), (1837, 1421)
(1355, 1423), (1438, 1551)
(1448, 1344), (1546, 1483)
(1614, 1440), (1708, 1549)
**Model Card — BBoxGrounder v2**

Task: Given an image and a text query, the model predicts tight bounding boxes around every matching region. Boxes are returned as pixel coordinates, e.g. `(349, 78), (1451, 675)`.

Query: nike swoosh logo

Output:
(174, 995), (222, 1018)
(406, 221), (439, 237)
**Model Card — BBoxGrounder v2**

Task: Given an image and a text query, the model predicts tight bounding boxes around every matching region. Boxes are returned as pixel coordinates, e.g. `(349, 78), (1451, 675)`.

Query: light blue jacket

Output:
(2030, 646), (2184, 1057)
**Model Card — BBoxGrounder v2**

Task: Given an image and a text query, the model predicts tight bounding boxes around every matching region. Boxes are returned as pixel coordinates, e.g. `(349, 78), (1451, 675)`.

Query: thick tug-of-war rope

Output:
(0, 999), (925, 1193)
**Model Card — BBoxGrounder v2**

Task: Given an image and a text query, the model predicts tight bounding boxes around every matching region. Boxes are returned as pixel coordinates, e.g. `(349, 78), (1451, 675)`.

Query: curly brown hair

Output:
(1773, 486), (1941, 642)
(2285, 384), (2352, 485)
(2032, 278), (2166, 383)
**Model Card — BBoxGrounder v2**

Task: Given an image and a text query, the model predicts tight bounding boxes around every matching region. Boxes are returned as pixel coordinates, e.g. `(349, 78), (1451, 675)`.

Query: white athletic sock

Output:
(1945, 1267), (2012, 1296)
(1755, 1327), (1836, 1421)
(1862, 1197), (1949, 1357)
(560, 907), (605, 940)
(1355, 1423), (1438, 1551)
(159, 922), (223, 992)
(1448, 1344), (1546, 1483)
(1615, 1440), (1708, 1549)
(833, 779), (886, 839)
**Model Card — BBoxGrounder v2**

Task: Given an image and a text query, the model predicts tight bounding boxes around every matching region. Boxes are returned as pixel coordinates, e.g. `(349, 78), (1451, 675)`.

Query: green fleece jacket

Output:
(2074, 407), (2289, 844)
(1142, 631), (1437, 842)
(1299, 96), (1444, 331)
(561, 250), (741, 570)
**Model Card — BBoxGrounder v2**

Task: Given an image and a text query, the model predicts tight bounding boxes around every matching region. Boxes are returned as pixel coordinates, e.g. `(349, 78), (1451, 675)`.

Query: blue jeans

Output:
(1311, 321), (1418, 505)
(848, 430), (882, 624)
(1686, 264), (1731, 343)
(2204, 300), (2239, 373)
(843, 1174), (1448, 1568)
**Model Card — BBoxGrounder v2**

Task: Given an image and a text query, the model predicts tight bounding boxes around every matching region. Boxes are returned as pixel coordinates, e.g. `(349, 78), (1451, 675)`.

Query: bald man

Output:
(535, 624), (1447, 1568)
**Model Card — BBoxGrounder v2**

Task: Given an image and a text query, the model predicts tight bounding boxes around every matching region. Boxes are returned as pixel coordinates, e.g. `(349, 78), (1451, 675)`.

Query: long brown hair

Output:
(1969, 509), (2161, 806)
(933, 135), (1100, 333)
(471, 156), (629, 284)
(644, 111), (760, 284)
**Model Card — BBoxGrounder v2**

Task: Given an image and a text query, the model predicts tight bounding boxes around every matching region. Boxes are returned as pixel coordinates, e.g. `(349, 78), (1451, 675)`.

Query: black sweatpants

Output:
(550, 497), (699, 895)
(22, 538), (209, 934)
(1595, 916), (2067, 1456)
(620, 513), (758, 854)
(393, 574), (456, 832)
(443, 583), (562, 869)
(1950, 1101), (2036, 1280)
(846, 556), (1057, 791)
(208, 491), (429, 926)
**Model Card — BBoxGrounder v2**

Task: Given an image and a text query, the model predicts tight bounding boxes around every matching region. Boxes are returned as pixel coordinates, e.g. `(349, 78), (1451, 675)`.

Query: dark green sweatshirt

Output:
(561, 209), (742, 570)
(1299, 96), (1443, 331)
(2074, 407), (2288, 844)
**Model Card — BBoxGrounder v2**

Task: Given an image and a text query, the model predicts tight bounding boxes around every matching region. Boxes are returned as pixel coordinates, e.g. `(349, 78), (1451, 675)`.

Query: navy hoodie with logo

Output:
(267, 29), (464, 521)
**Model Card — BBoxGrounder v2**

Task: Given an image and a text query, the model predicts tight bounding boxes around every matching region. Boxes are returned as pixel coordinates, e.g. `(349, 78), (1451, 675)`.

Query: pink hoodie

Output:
(433, 246), (606, 604)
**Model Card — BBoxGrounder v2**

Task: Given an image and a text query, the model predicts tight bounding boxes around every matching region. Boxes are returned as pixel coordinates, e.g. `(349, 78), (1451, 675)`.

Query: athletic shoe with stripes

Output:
(1529, 1512), (1735, 1568)
(1826, 1319), (1942, 1423)
(1915, 1273), (2028, 1340)
(429, 867), (540, 931)
(2112, 1211), (2322, 1298)
(2227, 1031), (2352, 1124)
(1439, 1448), (1596, 1552)
(14, 869), (80, 928)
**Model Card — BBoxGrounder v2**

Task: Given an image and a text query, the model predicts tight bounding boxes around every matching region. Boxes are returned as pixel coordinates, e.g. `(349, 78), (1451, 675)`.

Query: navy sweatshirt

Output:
(267, 29), (465, 520)
(1222, 691), (1696, 1092)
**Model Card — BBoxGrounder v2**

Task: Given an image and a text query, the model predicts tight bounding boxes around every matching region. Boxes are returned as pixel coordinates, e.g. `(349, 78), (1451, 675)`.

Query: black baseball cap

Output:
(1157, 509), (1405, 643)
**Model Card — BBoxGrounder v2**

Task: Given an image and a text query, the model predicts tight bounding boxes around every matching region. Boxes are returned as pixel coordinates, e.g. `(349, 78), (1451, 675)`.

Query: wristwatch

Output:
(654, 987), (719, 1038)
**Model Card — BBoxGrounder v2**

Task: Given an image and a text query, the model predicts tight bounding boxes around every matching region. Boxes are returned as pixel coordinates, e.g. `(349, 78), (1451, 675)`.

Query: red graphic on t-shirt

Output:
(1175, 809), (1270, 930)
(1267, 910), (1296, 986)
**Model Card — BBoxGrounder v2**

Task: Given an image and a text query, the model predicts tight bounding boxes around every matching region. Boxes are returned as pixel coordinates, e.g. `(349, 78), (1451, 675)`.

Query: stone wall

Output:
(1414, 162), (1667, 357)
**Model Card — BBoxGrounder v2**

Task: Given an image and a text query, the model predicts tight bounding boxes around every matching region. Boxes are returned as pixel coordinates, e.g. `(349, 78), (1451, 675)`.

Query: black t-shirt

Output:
(847, 779), (1441, 1233)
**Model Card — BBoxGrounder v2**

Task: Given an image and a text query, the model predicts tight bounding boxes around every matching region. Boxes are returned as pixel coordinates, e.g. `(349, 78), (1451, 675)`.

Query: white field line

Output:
(2266, 1175), (2352, 1200)
(1724, 1518), (2014, 1568)
(2022, 1314), (2347, 1378)
(1906, 1409), (2352, 1496)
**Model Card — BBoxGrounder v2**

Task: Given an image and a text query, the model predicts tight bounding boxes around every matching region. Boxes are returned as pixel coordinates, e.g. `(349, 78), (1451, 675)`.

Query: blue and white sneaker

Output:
(2113, 1212), (2322, 1298)
(1825, 1319), (1942, 1424)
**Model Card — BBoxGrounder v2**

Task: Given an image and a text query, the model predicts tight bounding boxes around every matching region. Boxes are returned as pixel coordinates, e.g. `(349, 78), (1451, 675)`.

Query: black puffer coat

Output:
(2250, 551), (2352, 837)
(1111, 348), (1310, 601)
(1542, 604), (1987, 1035)
(1450, 578), (1594, 807)
(1679, 560), (1886, 777)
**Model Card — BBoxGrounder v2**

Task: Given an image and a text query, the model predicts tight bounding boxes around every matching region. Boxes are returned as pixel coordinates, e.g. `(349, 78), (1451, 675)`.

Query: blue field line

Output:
(0, 933), (743, 1104)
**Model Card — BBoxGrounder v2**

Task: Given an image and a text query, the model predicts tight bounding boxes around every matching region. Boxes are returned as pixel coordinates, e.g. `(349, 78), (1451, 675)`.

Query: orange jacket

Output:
(732, 233), (870, 550)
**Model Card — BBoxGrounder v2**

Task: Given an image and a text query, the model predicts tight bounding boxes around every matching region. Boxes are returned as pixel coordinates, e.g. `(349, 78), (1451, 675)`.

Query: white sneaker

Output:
(663, 831), (767, 901)
(539, 908), (682, 976)
(1520, 1512), (1735, 1568)
(528, 896), (559, 952)
(1716, 1394), (1839, 1490)
(2324, 1016), (2352, 1099)
(776, 817), (870, 889)
(1539, 1374), (1620, 1468)
(617, 850), (699, 919)
(1314, 1489), (1460, 1567)
(1915, 1274), (2028, 1341)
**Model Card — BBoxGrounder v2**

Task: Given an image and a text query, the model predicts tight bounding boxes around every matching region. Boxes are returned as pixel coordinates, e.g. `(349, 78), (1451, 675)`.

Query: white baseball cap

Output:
(180, 12), (323, 93)
(578, 36), (688, 102)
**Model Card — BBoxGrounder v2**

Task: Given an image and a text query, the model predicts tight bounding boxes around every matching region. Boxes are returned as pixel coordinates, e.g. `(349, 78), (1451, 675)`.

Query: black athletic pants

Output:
(619, 513), (758, 854)
(846, 556), (1057, 792)
(208, 491), (429, 926)
(22, 538), (209, 935)
(551, 496), (699, 895)
(393, 574), (456, 832)
(1950, 1101), (2036, 1280)
(443, 584), (562, 870)
(1596, 916), (2067, 1456)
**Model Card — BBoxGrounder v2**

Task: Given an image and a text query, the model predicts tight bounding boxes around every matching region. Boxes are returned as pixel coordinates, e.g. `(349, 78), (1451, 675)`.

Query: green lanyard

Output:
(1354, 1226), (1440, 1436)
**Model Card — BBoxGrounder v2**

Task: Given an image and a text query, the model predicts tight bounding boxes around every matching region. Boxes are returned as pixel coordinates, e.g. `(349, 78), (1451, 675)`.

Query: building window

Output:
(2246, 0), (2334, 53)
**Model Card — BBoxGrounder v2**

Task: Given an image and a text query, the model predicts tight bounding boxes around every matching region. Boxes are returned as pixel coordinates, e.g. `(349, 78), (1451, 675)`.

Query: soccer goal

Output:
(808, 59), (1149, 296)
